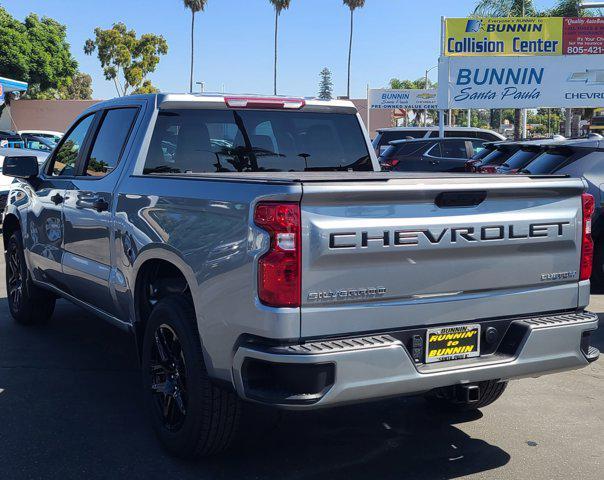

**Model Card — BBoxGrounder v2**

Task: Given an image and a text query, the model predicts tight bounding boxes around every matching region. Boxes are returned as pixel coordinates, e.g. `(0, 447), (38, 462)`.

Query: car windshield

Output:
(520, 150), (575, 174)
(501, 148), (540, 170)
(144, 109), (372, 173)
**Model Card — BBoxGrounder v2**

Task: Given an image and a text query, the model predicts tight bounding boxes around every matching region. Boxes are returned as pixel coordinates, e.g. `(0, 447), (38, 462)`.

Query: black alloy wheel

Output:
(149, 324), (188, 431)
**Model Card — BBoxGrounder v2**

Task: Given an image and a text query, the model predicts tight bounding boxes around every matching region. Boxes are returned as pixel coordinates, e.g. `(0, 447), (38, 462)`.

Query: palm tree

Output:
(343, 0), (365, 99)
(545, 0), (600, 16)
(183, 0), (207, 93)
(473, 0), (536, 17)
(269, 0), (291, 95)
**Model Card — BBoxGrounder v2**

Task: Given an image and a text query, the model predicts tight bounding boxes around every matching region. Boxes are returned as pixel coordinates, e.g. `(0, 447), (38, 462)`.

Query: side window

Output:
(425, 142), (442, 158)
(445, 131), (475, 138)
(471, 139), (486, 154)
(50, 114), (95, 176)
(83, 108), (138, 177)
(441, 140), (469, 159)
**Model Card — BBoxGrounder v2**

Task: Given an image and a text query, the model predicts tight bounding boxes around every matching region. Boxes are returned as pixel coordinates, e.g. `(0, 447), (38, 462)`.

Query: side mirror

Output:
(2, 155), (39, 179)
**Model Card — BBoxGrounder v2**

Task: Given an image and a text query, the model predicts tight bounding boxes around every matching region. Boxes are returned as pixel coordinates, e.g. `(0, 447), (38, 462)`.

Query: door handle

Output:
(90, 198), (109, 212)
(50, 193), (63, 205)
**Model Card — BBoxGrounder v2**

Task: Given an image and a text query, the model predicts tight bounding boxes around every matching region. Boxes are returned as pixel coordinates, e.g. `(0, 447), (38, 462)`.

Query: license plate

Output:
(426, 324), (481, 364)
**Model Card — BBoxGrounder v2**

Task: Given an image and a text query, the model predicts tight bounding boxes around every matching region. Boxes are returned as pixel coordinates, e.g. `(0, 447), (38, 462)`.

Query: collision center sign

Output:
(438, 55), (604, 109)
(444, 17), (604, 56)
(369, 89), (438, 110)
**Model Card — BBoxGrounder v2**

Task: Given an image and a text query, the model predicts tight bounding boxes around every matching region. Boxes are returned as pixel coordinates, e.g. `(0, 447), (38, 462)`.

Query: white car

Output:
(18, 130), (63, 144)
(0, 147), (49, 202)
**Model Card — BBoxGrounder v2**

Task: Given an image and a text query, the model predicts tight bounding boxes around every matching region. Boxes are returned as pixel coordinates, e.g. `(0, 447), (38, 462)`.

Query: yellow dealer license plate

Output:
(426, 324), (481, 364)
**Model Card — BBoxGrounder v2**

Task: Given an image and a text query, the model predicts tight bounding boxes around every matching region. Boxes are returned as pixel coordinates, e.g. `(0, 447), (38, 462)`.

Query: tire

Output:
(5, 231), (55, 325)
(141, 295), (241, 458)
(425, 380), (508, 412)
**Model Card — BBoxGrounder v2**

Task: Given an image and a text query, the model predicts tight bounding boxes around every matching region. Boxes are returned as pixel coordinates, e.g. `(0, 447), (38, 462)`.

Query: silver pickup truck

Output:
(2, 94), (599, 458)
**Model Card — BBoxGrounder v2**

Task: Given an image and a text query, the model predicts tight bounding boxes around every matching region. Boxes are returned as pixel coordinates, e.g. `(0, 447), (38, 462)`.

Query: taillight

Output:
(580, 193), (595, 281)
(254, 202), (301, 307)
(225, 97), (305, 110)
(480, 165), (497, 174)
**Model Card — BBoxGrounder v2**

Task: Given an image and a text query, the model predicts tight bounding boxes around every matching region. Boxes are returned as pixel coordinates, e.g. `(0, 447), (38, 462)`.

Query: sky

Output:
(2, 0), (556, 100)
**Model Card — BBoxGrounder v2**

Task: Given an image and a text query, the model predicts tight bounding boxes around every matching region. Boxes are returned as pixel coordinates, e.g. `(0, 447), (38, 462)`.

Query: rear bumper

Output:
(232, 311), (599, 409)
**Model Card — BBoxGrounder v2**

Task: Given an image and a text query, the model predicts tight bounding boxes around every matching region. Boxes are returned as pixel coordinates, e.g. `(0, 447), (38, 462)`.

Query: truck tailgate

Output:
(300, 176), (586, 338)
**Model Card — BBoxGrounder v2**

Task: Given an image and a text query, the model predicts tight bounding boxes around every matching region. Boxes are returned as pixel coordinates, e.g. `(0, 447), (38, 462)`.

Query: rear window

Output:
(521, 150), (576, 174)
(480, 147), (517, 166)
(477, 132), (503, 142)
(471, 145), (495, 160)
(501, 148), (540, 170)
(445, 130), (476, 139)
(144, 109), (371, 173)
(381, 131), (427, 143)
(383, 141), (432, 158)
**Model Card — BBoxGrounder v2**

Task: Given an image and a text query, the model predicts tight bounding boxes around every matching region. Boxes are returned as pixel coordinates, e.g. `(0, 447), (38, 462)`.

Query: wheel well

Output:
(134, 259), (193, 356)
(2, 215), (20, 250)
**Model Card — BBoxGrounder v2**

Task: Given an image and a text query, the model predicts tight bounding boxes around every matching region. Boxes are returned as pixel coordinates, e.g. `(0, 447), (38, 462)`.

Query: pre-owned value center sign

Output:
(444, 17), (604, 56)
(369, 89), (438, 110)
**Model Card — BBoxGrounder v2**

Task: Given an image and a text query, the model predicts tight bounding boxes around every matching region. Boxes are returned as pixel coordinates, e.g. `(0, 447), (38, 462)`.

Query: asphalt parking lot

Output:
(0, 250), (601, 480)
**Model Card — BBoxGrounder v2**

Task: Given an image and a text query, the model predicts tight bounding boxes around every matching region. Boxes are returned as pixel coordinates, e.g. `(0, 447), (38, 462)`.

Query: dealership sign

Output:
(444, 17), (604, 56)
(369, 89), (438, 110)
(438, 55), (604, 109)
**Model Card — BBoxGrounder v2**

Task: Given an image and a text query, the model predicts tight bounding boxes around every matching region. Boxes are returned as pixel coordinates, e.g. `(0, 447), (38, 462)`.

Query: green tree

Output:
(343, 0), (365, 98)
(318, 67), (333, 100)
(473, 0), (536, 17)
(84, 23), (167, 96)
(389, 77), (434, 89)
(183, 0), (208, 93)
(0, 7), (77, 94)
(544, 0), (601, 16)
(59, 72), (93, 99)
(133, 79), (159, 94)
(269, 0), (291, 95)
(388, 78), (438, 126)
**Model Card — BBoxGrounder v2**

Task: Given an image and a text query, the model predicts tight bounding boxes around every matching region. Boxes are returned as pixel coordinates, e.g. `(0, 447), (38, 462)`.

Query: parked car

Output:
(2, 93), (598, 459)
(0, 147), (49, 215)
(471, 142), (526, 173)
(495, 139), (565, 174)
(0, 130), (24, 149)
(515, 138), (604, 286)
(18, 130), (63, 144)
(379, 137), (487, 172)
(372, 127), (504, 156)
(19, 133), (57, 153)
(465, 141), (505, 172)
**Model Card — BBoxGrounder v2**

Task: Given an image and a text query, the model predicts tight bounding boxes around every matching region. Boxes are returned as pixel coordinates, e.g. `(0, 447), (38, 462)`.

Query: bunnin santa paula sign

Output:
(444, 17), (604, 57)
(438, 55), (604, 109)
(369, 89), (438, 110)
